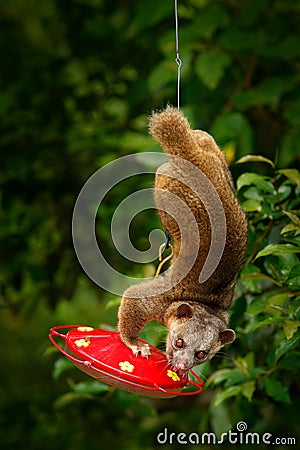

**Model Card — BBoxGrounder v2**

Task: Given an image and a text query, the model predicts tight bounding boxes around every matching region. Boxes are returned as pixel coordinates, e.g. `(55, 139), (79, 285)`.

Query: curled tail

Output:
(149, 106), (232, 185)
(149, 105), (197, 159)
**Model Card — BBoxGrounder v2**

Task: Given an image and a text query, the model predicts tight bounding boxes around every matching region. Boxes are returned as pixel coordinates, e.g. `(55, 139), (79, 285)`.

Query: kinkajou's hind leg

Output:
(192, 130), (234, 190)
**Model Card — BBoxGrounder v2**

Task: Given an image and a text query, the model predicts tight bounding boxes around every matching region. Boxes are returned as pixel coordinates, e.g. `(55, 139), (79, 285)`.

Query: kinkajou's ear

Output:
(219, 329), (236, 345)
(176, 302), (194, 319)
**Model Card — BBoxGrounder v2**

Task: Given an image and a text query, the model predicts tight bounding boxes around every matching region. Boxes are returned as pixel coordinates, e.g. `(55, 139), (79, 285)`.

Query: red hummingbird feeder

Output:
(49, 325), (203, 398)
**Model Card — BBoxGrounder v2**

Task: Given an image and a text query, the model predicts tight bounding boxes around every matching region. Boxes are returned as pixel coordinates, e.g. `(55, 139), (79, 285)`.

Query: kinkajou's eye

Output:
(195, 350), (207, 360)
(175, 338), (184, 349)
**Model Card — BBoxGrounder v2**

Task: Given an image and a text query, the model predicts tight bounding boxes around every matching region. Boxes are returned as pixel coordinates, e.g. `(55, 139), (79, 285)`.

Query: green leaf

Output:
(244, 352), (255, 369)
(230, 294), (247, 328)
(237, 172), (275, 193)
(209, 402), (232, 442)
(283, 320), (300, 340)
(53, 358), (74, 381)
(264, 253), (299, 281)
(255, 243), (300, 259)
(241, 380), (256, 401)
(243, 186), (264, 201)
(196, 3), (230, 38)
(267, 293), (288, 312)
(284, 101), (300, 127)
(275, 185), (292, 204)
(279, 131), (300, 167)
(277, 169), (300, 187)
(240, 264), (262, 292)
(275, 332), (300, 362)
(106, 297), (121, 310)
(211, 112), (253, 154)
(148, 60), (176, 92)
(278, 351), (300, 370)
(240, 272), (281, 287)
(247, 316), (284, 332)
(195, 49), (231, 89)
(281, 224), (300, 236)
(234, 77), (293, 110)
(213, 386), (241, 408)
(220, 27), (261, 53)
(224, 371), (249, 388)
(179, 4), (229, 43)
(54, 392), (95, 409)
(131, 0), (173, 32)
(282, 210), (300, 227)
(120, 131), (155, 152)
(265, 378), (291, 404)
(246, 295), (268, 315)
(140, 321), (167, 347)
(236, 154), (275, 167)
(288, 297), (300, 317)
(205, 369), (234, 388)
(286, 264), (300, 288)
(241, 199), (262, 212)
(73, 381), (110, 395)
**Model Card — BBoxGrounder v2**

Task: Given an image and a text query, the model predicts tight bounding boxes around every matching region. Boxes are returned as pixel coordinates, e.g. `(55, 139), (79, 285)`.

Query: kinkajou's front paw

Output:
(130, 342), (151, 358)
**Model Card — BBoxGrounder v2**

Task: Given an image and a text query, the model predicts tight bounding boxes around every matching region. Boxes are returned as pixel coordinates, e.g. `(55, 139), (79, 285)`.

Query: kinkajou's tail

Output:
(149, 105), (198, 159)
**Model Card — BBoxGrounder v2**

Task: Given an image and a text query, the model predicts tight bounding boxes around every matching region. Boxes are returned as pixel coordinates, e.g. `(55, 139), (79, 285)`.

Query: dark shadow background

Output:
(0, 0), (299, 449)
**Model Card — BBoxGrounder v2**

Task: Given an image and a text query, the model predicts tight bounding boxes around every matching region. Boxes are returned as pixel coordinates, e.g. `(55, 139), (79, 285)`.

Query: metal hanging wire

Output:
(174, 0), (182, 109)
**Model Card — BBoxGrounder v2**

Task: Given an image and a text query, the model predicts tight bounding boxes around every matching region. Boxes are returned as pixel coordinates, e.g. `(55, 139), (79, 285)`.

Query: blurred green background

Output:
(1, 0), (300, 449)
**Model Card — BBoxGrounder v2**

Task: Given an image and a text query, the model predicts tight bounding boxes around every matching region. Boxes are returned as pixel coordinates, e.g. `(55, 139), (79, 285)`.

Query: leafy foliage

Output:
(0, 0), (300, 449)
(210, 162), (300, 410)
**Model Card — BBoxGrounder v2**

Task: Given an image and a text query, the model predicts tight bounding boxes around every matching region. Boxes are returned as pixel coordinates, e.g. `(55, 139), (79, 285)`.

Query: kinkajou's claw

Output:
(131, 343), (151, 358)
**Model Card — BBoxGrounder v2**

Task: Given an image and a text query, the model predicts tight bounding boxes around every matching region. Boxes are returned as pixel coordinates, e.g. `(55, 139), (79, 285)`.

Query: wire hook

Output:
(155, 231), (173, 276)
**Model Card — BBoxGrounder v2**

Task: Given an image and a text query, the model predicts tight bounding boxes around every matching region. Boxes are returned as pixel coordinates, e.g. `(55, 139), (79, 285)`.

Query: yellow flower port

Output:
(74, 338), (91, 348)
(119, 361), (135, 373)
(167, 370), (181, 382)
(77, 326), (94, 332)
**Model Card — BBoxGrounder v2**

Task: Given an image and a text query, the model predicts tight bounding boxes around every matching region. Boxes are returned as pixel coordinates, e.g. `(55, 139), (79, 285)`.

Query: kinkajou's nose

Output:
(175, 363), (186, 372)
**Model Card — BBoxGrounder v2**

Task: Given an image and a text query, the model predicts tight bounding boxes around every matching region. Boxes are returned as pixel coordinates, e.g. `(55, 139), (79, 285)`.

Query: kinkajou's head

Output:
(165, 303), (236, 374)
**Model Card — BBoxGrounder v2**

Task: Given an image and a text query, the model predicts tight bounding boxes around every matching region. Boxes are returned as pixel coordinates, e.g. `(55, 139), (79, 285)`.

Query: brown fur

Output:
(118, 106), (248, 372)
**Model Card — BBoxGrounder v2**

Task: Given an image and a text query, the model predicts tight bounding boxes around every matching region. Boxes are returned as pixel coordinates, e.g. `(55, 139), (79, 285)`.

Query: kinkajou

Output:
(118, 106), (248, 373)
